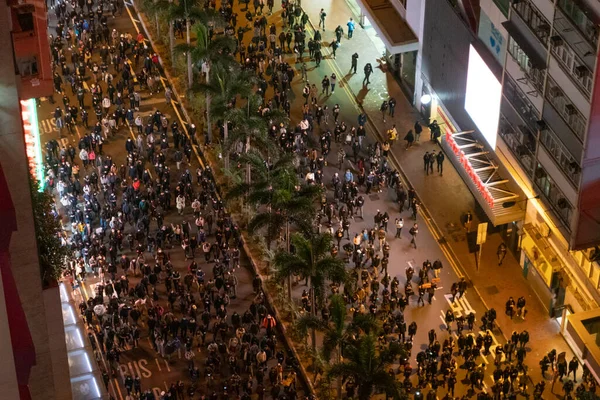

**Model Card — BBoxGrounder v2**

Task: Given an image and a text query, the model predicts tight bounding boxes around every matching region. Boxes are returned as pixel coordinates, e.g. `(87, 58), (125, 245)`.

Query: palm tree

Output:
(226, 150), (317, 250)
(296, 295), (379, 398)
(327, 334), (409, 400)
(203, 64), (258, 170)
(183, 23), (236, 142)
(140, 0), (164, 38)
(273, 232), (347, 323)
(167, 0), (206, 87)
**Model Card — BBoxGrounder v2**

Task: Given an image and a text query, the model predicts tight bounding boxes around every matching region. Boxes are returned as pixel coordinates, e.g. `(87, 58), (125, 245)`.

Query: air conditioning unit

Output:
(551, 35), (564, 47)
(575, 65), (589, 78)
(557, 197), (568, 209)
(537, 23), (550, 36)
(549, 86), (563, 97)
(538, 221), (551, 238)
(565, 104), (577, 115)
(536, 120), (547, 131)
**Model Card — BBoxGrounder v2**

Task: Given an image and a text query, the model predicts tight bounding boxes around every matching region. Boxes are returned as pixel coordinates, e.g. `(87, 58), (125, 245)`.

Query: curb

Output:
(130, 2), (316, 395)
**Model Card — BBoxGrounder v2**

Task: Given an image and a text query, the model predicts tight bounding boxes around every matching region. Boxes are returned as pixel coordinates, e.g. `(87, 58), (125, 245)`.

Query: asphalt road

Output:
(39, 0), (553, 399)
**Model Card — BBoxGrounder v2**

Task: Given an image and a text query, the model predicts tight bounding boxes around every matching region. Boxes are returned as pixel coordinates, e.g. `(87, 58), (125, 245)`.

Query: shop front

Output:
(346, 0), (420, 99)
(519, 223), (565, 314)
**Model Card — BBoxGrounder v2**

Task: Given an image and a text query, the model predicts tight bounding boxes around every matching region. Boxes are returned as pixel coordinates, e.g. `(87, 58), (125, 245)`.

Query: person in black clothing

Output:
(351, 52), (359, 73)
(363, 63), (373, 85)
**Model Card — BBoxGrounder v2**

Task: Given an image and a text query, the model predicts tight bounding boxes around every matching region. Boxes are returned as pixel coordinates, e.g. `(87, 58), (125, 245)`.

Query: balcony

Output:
(498, 113), (537, 177)
(556, 0), (599, 58)
(503, 73), (541, 134)
(550, 32), (594, 99)
(511, 0), (551, 48)
(534, 162), (574, 230)
(545, 74), (587, 142)
(539, 125), (581, 189)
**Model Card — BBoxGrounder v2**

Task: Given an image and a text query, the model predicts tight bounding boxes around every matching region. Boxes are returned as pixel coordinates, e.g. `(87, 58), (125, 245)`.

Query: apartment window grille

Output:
(498, 114), (536, 175)
(507, 36), (545, 91)
(551, 39), (593, 97)
(534, 163), (573, 228)
(512, 0), (550, 46)
(503, 74), (541, 132)
(545, 75), (587, 141)
(539, 127), (581, 188)
(557, 0), (599, 49)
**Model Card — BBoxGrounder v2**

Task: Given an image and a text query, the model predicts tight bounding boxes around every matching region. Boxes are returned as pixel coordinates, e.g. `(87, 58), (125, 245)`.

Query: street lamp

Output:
(420, 94), (432, 105)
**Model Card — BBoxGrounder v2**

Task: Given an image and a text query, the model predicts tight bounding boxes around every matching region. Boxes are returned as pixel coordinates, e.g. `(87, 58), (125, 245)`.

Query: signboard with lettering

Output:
(478, 10), (506, 66)
(20, 98), (44, 189)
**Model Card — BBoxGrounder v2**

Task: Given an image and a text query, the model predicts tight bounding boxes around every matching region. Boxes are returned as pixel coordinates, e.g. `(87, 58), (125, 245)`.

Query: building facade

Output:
(412, 0), (600, 382)
(0, 0), (71, 398)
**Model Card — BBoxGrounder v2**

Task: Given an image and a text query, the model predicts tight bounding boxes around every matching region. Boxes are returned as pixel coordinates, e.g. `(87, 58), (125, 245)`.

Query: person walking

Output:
(409, 223), (419, 249)
(351, 52), (359, 74)
(464, 211), (473, 232)
(330, 73), (337, 94)
(321, 75), (330, 96)
(497, 242), (507, 265)
(334, 25), (343, 43)
(414, 120), (423, 141)
(423, 152), (431, 175)
(436, 151), (445, 174)
(388, 97), (397, 117)
(404, 130), (415, 149)
(318, 8), (326, 30)
(568, 357), (579, 382)
(347, 18), (356, 38)
(395, 217), (403, 238)
(329, 39), (339, 59)
(363, 63), (373, 85)
(380, 100), (388, 122)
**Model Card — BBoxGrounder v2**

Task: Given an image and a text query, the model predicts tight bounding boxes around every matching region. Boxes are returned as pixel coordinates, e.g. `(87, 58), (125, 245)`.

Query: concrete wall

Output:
(0, 4), (71, 400)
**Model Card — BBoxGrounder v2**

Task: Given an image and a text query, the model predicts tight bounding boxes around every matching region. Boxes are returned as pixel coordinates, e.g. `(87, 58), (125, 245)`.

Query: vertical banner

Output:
(20, 99), (44, 190)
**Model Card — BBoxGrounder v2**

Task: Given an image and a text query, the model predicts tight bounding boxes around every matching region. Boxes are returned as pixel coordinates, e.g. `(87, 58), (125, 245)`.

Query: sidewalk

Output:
(301, 0), (573, 374)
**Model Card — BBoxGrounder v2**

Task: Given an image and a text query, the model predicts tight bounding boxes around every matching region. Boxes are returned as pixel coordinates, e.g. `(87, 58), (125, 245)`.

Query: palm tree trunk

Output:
(337, 349), (343, 399)
(223, 121), (229, 170)
(186, 19), (192, 88)
(310, 286), (317, 352)
(205, 64), (212, 143)
(169, 22), (175, 65)
(155, 14), (160, 37)
(245, 136), (251, 184)
(286, 220), (292, 304)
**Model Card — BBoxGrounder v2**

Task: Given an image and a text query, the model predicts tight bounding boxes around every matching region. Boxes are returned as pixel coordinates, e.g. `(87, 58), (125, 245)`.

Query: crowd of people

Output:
(42, 0), (599, 399)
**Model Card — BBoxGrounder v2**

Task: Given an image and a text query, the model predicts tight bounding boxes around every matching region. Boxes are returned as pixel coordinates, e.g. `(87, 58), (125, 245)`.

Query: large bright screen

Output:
(465, 45), (501, 149)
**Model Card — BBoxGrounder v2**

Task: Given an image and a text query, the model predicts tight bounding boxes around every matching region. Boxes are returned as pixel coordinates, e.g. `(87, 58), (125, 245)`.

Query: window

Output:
(534, 163), (573, 228)
(512, 0), (550, 47)
(498, 114), (536, 175)
(557, 0), (599, 48)
(17, 56), (38, 77)
(503, 74), (541, 132)
(11, 5), (35, 33)
(551, 37), (593, 97)
(507, 36), (545, 91)
(539, 127), (581, 188)
(545, 75), (587, 141)
(494, 0), (510, 17)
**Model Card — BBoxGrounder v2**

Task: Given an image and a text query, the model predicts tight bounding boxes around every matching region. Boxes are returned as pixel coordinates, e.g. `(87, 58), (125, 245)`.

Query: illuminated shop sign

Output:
(437, 106), (495, 208)
(20, 98), (44, 190)
(465, 45), (501, 150)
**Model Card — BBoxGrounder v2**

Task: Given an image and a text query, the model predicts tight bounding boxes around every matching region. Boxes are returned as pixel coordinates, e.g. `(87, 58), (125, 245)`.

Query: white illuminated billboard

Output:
(465, 45), (501, 149)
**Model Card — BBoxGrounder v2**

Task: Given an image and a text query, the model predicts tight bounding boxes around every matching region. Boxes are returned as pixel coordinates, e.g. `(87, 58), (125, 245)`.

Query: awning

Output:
(502, 21), (547, 69)
(355, 0), (419, 54)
